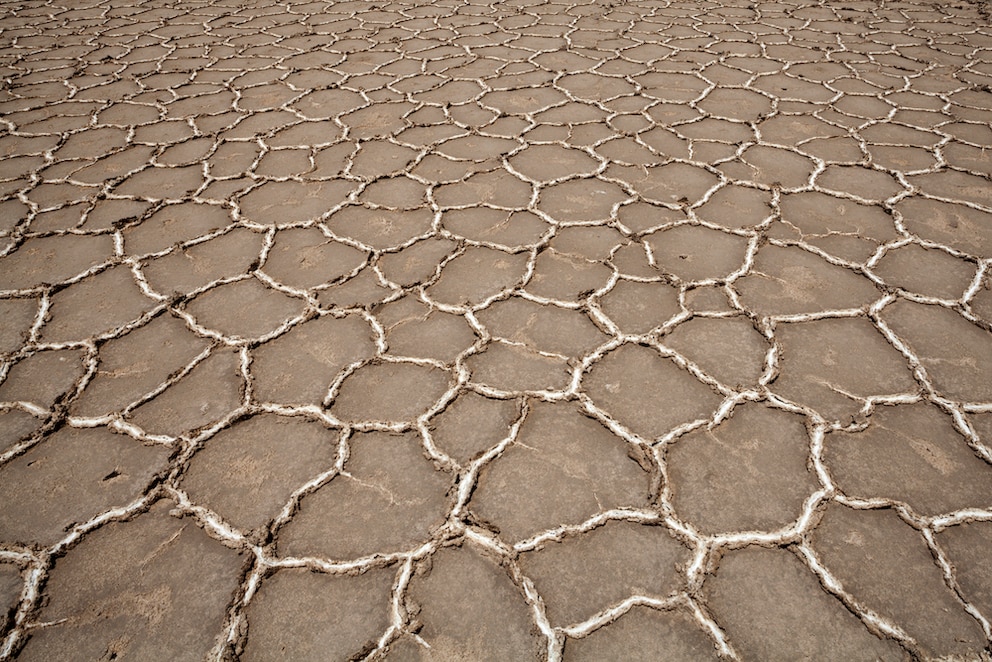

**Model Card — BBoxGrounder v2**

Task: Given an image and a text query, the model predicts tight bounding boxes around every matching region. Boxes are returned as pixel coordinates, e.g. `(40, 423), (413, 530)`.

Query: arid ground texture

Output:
(1, 0), (992, 659)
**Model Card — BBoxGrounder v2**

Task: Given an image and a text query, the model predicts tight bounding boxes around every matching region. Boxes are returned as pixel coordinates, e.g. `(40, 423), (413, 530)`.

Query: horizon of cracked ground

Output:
(2, 0), (992, 659)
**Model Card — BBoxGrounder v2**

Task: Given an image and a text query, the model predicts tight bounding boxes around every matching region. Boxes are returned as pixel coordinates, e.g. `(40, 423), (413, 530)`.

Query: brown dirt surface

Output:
(1, 0), (992, 659)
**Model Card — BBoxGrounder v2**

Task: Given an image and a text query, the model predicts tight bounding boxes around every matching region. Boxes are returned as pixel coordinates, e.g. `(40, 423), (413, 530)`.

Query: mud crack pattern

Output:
(2, 0), (992, 659)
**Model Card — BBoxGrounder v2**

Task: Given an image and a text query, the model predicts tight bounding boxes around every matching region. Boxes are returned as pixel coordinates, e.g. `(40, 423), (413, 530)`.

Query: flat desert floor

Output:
(1, 0), (992, 659)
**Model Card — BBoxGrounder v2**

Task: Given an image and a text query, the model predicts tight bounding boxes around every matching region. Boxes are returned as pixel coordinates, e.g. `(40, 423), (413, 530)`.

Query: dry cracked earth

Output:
(1, 0), (992, 659)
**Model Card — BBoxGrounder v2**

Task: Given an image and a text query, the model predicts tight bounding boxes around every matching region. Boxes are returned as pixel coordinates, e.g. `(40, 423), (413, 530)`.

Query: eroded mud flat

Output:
(1, 0), (992, 658)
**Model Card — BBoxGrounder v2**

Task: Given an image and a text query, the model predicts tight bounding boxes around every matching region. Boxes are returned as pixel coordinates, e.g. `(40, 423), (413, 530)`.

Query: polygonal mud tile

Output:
(695, 185), (773, 229)
(326, 206), (434, 250)
(677, 117), (752, 145)
(751, 72), (837, 103)
(238, 180), (357, 225)
(252, 314), (374, 405)
(0, 234), (112, 291)
(873, 243), (975, 300)
(663, 317), (768, 387)
(721, 145), (817, 189)
(816, 165), (907, 203)
(896, 198), (992, 259)
(292, 88), (365, 119)
(141, 228), (264, 296)
(584, 343), (724, 439)
(477, 297), (610, 358)
(697, 87), (773, 121)
(780, 191), (898, 241)
(881, 299), (992, 402)
(0, 409), (41, 456)
(556, 72), (638, 102)
(549, 226), (627, 261)
(860, 122), (943, 148)
(0, 562), (21, 633)
(615, 202), (685, 235)
(706, 546), (905, 661)
(72, 314), (210, 417)
(317, 267), (396, 310)
(378, 237), (458, 287)
(907, 170), (992, 209)
(113, 164), (205, 200)
(0, 199), (28, 234)
(635, 71), (710, 102)
(868, 145), (939, 172)
(563, 606), (719, 661)
(413, 79), (485, 106)
(330, 362), (450, 424)
(52, 126), (129, 160)
(595, 136), (663, 166)
(509, 144), (601, 181)
(17, 501), (243, 661)
(185, 279), (304, 340)
(810, 504), (986, 658)
(221, 110), (298, 141)
(349, 140), (420, 178)
(25, 182), (98, 212)
(598, 280), (681, 335)
(609, 163), (720, 206)
(520, 520), (688, 626)
(436, 134), (519, 161)
(800, 136), (866, 165)
(682, 286), (733, 315)
(253, 148), (312, 178)
(736, 244), (880, 317)
(757, 113), (847, 144)
(277, 431), (449, 559)
(0, 349), (85, 410)
(429, 391), (519, 466)
(537, 178), (631, 223)
(525, 250), (613, 302)
(470, 401), (651, 542)
(973, 276), (992, 324)
(208, 141), (264, 179)
(434, 169), (533, 209)
(262, 228), (367, 290)
(0, 298), (37, 354)
(832, 94), (895, 121)
(466, 341), (572, 393)
(0, 426), (169, 547)
(128, 347), (243, 436)
(358, 176), (429, 210)
(181, 414), (337, 533)
(942, 141), (992, 175)
(667, 402), (818, 534)
(825, 401), (992, 515)
(643, 225), (749, 283)
(156, 138), (214, 167)
(39, 266), (157, 343)
(74, 148), (158, 187)
(385, 309), (477, 364)
(937, 521), (992, 621)
(624, 127), (684, 163)
(441, 209), (549, 248)
(166, 90), (237, 118)
(480, 86), (569, 114)
(611, 242), (672, 282)
(406, 546), (542, 660)
(771, 318), (917, 422)
(396, 124), (468, 150)
(237, 81), (300, 112)
(241, 567), (395, 662)
(425, 246), (530, 307)
(340, 101), (417, 140)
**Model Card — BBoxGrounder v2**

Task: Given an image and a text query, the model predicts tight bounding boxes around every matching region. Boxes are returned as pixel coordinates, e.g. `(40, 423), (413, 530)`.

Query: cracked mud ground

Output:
(1, 0), (992, 659)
